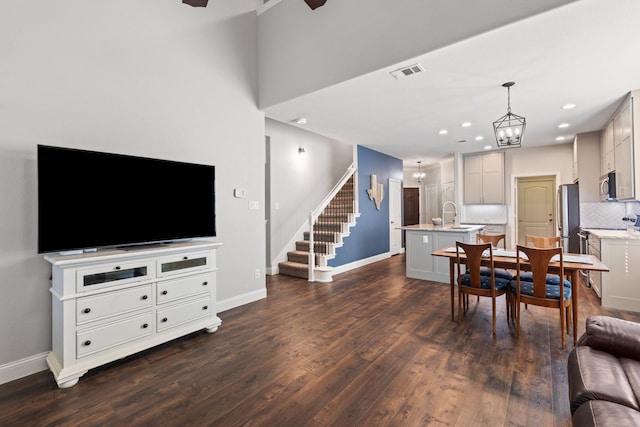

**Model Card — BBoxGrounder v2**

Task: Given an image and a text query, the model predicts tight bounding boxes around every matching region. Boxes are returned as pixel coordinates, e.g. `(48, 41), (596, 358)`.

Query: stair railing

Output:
(308, 164), (357, 282)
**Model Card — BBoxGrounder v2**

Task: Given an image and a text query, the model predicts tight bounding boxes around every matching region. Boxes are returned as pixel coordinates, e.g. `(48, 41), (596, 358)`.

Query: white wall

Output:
(0, 0), (265, 378)
(265, 119), (353, 270)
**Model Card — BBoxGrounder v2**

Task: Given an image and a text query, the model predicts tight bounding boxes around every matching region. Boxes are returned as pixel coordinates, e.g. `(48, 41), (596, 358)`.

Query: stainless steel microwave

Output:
(599, 171), (617, 201)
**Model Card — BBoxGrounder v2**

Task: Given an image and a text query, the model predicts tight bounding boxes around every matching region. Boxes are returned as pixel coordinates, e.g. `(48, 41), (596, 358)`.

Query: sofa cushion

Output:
(572, 400), (640, 427)
(620, 358), (640, 409)
(581, 315), (640, 360)
(568, 346), (640, 414)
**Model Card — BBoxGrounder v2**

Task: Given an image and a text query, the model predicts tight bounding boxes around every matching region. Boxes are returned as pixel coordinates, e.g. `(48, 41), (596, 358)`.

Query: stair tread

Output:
(279, 261), (308, 269)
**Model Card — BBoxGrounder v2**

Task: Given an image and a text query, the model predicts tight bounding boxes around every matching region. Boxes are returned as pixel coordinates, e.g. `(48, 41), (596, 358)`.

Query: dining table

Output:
(431, 246), (610, 345)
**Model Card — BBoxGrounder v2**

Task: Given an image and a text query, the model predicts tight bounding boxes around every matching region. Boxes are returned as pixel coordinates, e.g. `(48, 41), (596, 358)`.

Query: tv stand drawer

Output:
(156, 251), (211, 277)
(76, 260), (153, 292)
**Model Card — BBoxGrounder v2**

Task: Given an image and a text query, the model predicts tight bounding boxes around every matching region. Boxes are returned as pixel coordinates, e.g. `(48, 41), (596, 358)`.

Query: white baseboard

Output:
(0, 352), (48, 386)
(266, 266), (279, 275)
(330, 252), (391, 276)
(217, 288), (267, 314)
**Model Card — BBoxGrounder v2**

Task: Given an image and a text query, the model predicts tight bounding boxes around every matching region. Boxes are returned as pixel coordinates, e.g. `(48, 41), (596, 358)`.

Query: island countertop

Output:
(401, 224), (485, 232)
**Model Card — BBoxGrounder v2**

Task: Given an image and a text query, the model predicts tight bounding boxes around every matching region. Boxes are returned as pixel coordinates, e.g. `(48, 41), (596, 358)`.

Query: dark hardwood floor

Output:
(2, 254), (639, 426)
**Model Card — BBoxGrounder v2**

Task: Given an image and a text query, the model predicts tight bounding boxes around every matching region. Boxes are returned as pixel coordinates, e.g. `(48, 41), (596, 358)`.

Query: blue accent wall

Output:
(329, 145), (403, 267)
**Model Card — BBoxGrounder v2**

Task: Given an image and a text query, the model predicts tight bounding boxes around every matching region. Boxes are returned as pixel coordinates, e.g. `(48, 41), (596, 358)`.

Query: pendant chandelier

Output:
(413, 161), (425, 184)
(493, 82), (525, 148)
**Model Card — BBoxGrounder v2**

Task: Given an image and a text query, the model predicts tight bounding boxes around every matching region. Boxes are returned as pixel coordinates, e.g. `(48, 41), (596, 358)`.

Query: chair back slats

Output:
(516, 245), (564, 299)
(456, 241), (492, 289)
(525, 235), (561, 249)
(477, 233), (506, 249)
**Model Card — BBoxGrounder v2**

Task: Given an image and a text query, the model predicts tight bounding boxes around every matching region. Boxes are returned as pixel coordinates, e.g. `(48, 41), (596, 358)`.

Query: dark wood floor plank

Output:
(1, 255), (639, 426)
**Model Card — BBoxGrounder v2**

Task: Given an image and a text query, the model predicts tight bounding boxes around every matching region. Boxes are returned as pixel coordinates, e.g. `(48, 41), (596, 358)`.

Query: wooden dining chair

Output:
(511, 245), (572, 348)
(455, 241), (510, 335)
(525, 235), (561, 248)
(477, 233), (513, 279)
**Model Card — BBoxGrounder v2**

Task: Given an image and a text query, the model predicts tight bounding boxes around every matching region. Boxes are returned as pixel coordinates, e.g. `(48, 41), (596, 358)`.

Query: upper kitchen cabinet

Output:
(464, 152), (504, 204)
(573, 132), (601, 202)
(613, 95), (634, 199)
(600, 119), (614, 175)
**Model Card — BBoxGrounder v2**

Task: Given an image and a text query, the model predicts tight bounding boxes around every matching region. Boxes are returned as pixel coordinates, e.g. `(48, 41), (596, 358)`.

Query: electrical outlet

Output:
(422, 235), (428, 244)
(254, 268), (260, 279)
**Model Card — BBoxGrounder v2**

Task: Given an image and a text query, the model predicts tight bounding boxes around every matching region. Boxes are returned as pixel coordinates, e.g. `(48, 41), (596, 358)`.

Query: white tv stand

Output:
(44, 240), (222, 388)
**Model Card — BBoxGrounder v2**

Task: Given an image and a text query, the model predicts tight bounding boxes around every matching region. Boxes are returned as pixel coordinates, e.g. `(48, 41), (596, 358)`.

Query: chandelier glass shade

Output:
(493, 82), (525, 148)
(413, 161), (425, 184)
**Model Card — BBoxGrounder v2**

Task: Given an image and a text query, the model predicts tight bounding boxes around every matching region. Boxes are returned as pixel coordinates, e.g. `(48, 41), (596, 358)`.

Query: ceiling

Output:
(262, 0), (640, 167)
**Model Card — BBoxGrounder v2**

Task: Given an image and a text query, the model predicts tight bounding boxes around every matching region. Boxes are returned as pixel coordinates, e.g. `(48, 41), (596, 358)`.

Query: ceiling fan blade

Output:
(304, 0), (327, 10)
(182, 0), (208, 7)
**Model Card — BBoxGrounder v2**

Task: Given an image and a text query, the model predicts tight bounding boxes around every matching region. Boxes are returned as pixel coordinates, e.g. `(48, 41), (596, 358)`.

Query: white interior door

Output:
(389, 178), (402, 255)
(516, 176), (556, 245)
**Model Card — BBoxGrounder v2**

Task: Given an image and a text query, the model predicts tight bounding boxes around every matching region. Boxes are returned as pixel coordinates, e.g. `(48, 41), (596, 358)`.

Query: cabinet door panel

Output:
(464, 155), (483, 204)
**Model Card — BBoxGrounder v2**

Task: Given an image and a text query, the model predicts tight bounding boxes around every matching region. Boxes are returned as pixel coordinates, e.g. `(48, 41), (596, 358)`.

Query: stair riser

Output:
(303, 232), (338, 243)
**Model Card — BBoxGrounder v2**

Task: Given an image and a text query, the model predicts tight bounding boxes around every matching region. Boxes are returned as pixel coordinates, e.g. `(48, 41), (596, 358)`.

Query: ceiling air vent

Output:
(390, 63), (424, 80)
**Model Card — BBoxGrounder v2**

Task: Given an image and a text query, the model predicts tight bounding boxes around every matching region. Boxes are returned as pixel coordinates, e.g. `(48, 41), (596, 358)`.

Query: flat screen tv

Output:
(37, 145), (216, 253)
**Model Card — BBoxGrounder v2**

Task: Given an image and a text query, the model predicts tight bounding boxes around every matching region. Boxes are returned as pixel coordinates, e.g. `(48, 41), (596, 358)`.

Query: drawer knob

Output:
(162, 317), (168, 322)
(114, 266), (121, 271)
(83, 308), (91, 314)
(203, 305), (208, 310)
(142, 323), (149, 329)
(202, 281), (208, 286)
(161, 290), (168, 295)
(84, 340), (91, 346)
(142, 295), (148, 300)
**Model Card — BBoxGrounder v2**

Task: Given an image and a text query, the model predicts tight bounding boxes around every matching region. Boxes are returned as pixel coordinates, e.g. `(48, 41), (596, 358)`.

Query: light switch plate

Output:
(234, 188), (246, 198)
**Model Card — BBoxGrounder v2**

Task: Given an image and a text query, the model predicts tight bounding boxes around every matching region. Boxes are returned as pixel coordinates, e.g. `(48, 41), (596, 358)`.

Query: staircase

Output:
(278, 175), (358, 281)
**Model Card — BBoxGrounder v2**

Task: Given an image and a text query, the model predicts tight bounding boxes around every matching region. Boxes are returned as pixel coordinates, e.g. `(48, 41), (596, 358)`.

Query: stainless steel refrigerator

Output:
(558, 183), (580, 253)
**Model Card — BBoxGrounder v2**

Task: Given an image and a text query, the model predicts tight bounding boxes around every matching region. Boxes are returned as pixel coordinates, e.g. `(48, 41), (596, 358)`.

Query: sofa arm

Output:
(580, 316), (640, 360)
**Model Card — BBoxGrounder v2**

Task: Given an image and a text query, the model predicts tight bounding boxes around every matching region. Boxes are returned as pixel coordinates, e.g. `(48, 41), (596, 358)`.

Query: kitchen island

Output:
(403, 224), (484, 282)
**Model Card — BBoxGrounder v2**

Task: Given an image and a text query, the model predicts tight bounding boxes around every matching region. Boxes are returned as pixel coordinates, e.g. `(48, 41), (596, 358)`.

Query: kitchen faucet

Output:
(442, 201), (457, 226)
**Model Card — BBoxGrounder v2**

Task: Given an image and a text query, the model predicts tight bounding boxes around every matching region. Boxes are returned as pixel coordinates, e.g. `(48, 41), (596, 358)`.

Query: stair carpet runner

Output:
(278, 177), (355, 280)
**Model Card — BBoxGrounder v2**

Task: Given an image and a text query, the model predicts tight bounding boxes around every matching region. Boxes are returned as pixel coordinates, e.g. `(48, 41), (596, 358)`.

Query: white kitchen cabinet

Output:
(600, 236), (640, 312)
(602, 90), (640, 200)
(600, 120), (614, 175)
(45, 240), (221, 388)
(463, 152), (504, 204)
(614, 97), (634, 199)
(573, 132), (601, 203)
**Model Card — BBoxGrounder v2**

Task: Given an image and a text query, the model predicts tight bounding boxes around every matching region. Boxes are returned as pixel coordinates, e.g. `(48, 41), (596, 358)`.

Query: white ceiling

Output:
(262, 0), (640, 166)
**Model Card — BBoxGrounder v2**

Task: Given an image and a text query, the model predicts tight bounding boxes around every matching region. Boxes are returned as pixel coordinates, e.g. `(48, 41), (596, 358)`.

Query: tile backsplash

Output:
(580, 201), (640, 229)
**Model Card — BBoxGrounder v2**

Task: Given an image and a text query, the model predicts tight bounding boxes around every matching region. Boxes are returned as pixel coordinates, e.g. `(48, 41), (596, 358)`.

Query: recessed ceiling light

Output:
(558, 123), (570, 128)
(461, 122), (472, 127)
(484, 145), (492, 150)
(556, 136), (566, 141)
(475, 136), (484, 141)
(439, 129), (448, 135)
(562, 104), (576, 110)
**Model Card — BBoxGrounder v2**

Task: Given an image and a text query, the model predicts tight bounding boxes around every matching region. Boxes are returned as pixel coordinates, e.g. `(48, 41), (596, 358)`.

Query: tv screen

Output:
(37, 145), (216, 253)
